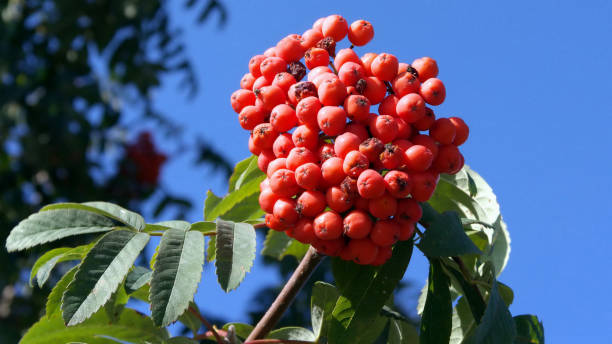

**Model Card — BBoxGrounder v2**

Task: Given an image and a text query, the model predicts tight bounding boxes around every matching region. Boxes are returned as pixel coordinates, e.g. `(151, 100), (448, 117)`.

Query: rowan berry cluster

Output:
(230, 15), (469, 266)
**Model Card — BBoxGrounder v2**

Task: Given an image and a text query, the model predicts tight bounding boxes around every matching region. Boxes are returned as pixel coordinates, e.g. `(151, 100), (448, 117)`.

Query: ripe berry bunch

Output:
(230, 14), (469, 266)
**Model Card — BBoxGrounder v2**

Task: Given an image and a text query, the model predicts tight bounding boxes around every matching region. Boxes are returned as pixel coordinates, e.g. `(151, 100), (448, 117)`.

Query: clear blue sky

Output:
(140, 1), (612, 342)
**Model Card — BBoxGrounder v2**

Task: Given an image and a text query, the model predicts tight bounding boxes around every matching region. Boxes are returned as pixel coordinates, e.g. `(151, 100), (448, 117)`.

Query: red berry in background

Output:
(334, 132), (361, 159)
(321, 157), (346, 187)
(357, 169), (386, 199)
(333, 48), (361, 71)
(265, 213), (286, 231)
(260, 56), (287, 81)
(305, 47), (330, 69)
(318, 78), (348, 106)
(269, 169), (300, 197)
(404, 145), (434, 172)
(370, 220), (400, 246)
(295, 162), (322, 190)
(378, 95), (399, 116)
(361, 53), (377, 75)
(322, 15), (348, 42)
(249, 135), (261, 155)
(239, 105), (266, 130)
(241, 73), (256, 90)
(257, 150), (275, 173)
(296, 96), (322, 129)
(293, 218), (317, 244)
(273, 133), (294, 158)
(292, 125), (319, 151)
(395, 117), (412, 139)
(231, 89), (256, 113)
(312, 237), (344, 256)
(252, 75), (270, 91)
(312, 72), (338, 89)
(259, 187), (280, 213)
(345, 122), (369, 142)
(397, 221), (416, 241)
(359, 137), (384, 163)
(276, 34), (305, 62)
(343, 150), (369, 178)
(369, 193), (398, 219)
(420, 78), (446, 105)
(272, 72), (297, 93)
(411, 134), (439, 159)
(384, 170), (412, 198)
(255, 85), (286, 111)
(249, 55), (266, 78)
(266, 158), (287, 177)
(370, 245), (392, 266)
(432, 144), (463, 174)
(370, 115), (398, 143)
(411, 171), (438, 202)
(348, 19), (374, 46)
(297, 190), (326, 217)
(263, 47), (277, 57)
(396, 198), (423, 223)
(361, 76), (387, 105)
(412, 57), (439, 82)
(343, 210), (373, 239)
(314, 211), (344, 240)
(312, 17), (325, 33)
(326, 186), (354, 213)
(413, 107), (436, 131)
(252, 123), (279, 150)
(430, 118), (456, 145)
(371, 53), (399, 81)
(449, 117), (469, 146)
(396, 93), (426, 123)
(347, 238), (379, 265)
(273, 197), (299, 225)
(392, 71), (421, 97)
(308, 66), (333, 81)
(317, 106), (347, 136)
(286, 147), (317, 171)
(302, 28), (324, 50)
(338, 62), (366, 87)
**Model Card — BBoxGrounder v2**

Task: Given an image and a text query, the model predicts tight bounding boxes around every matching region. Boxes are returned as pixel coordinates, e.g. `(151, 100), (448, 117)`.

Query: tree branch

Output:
(245, 246), (325, 341)
(189, 305), (224, 344)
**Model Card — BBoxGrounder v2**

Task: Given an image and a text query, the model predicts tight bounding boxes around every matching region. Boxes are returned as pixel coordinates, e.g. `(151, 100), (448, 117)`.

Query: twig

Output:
(254, 223), (267, 229)
(189, 305), (224, 344)
(245, 246), (325, 341)
(328, 61), (338, 74)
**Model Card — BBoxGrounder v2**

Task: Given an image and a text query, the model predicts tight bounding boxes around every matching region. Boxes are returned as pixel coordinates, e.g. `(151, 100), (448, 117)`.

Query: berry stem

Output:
(328, 61), (339, 75)
(189, 305), (224, 344)
(246, 246), (325, 341)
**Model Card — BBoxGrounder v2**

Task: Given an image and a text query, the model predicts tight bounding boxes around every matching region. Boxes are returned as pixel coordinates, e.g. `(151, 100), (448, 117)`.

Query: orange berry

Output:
(371, 53), (399, 81)
(276, 34), (305, 62)
(322, 15), (348, 42)
(361, 53), (378, 76)
(334, 48), (362, 71)
(348, 20), (374, 46)
(304, 47), (330, 69)
(420, 78), (446, 105)
(412, 57), (439, 81)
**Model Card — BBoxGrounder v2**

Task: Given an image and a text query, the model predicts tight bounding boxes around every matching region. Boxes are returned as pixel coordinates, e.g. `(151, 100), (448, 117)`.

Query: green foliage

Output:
(388, 319), (419, 344)
(215, 220), (256, 292)
(150, 229), (204, 327)
(311, 282), (340, 340)
(41, 202), (145, 230)
(418, 205), (481, 258)
(124, 266), (152, 294)
(420, 259), (453, 344)
(262, 229), (310, 261)
(46, 266), (78, 317)
(267, 326), (316, 341)
(514, 315), (545, 344)
(29, 243), (92, 287)
(329, 240), (414, 344)
(62, 230), (149, 326)
(463, 281), (516, 344)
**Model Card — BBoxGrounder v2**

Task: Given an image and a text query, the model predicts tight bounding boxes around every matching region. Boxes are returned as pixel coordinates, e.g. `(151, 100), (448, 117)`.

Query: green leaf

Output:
(498, 282), (514, 307)
(450, 297), (477, 344)
(215, 220), (256, 292)
(41, 202), (145, 230)
(420, 259), (452, 344)
(429, 166), (511, 276)
(222, 323), (254, 339)
(463, 280), (517, 344)
(150, 229), (204, 327)
(443, 262), (486, 324)
(388, 319), (419, 344)
(125, 266), (152, 294)
(329, 240), (414, 344)
(514, 315), (544, 344)
(165, 337), (199, 344)
(204, 173), (264, 222)
(267, 327), (316, 341)
(228, 155), (264, 191)
(105, 285), (129, 322)
(62, 230), (150, 326)
(311, 281), (340, 339)
(178, 302), (202, 335)
(204, 190), (223, 221)
(145, 220), (191, 232)
(206, 236), (217, 262)
(6, 209), (116, 252)
(46, 266), (78, 317)
(262, 230), (310, 261)
(21, 309), (168, 344)
(31, 243), (94, 287)
(418, 206), (481, 257)
(190, 221), (217, 234)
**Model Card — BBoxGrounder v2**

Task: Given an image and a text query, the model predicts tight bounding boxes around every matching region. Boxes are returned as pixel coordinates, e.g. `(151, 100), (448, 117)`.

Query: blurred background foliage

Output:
(0, 0), (230, 341)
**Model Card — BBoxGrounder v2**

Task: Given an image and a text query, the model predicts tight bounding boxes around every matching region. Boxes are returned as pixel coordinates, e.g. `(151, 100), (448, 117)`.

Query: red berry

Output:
(411, 135), (439, 159)
(413, 107), (436, 131)
(317, 106), (347, 136)
(343, 210), (373, 239)
(334, 132), (361, 159)
(338, 62), (366, 87)
(343, 95), (371, 122)
(370, 245), (392, 266)
(412, 57), (439, 82)
(357, 169), (386, 199)
(362, 76), (386, 105)
(397, 220), (416, 241)
(266, 158), (287, 177)
(348, 238), (379, 265)
(333, 48), (361, 71)
(318, 142), (336, 162)
(305, 47), (330, 69)
(384, 170), (412, 198)
(348, 20), (374, 46)
(292, 125), (319, 151)
(368, 193), (398, 219)
(296, 96), (322, 129)
(231, 89), (256, 113)
(420, 78), (446, 106)
(265, 213), (286, 231)
(361, 53), (377, 75)
(259, 188), (280, 213)
(295, 162), (322, 190)
(404, 145), (434, 172)
(272, 72), (297, 93)
(343, 150), (369, 178)
(396, 198), (423, 223)
(392, 71), (421, 97)
(257, 150), (275, 173)
(255, 85), (286, 111)
(273, 197), (299, 225)
(302, 29), (324, 50)
(359, 137), (384, 162)
(326, 186), (354, 213)
(345, 121), (369, 141)
(241, 73), (256, 90)
(276, 34), (305, 63)
(239, 105), (266, 130)
(273, 133), (295, 158)
(410, 171), (438, 202)
(449, 117), (469, 146)
(260, 56), (287, 82)
(432, 144), (462, 174)
(396, 93), (426, 123)
(370, 115), (399, 143)
(312, 237), (344, 256)
(371, 53), (399, 81)
(288, 81), (317, 105)
(297, 190), (326, 217)
(321, 157), (346, 187)
(252, 123), (279, 149)
(378, 95), (399, 116)
(322, 15), (348, 42)
(293, 218), (317, 244)
(314, 211), (343, 240)
(270, 104), (298, 133)
(379, 143), (403, 170)
(269, 169), (300, 197)
(286, 147), (317, 171)
(249, 55), (266, 78)
(370, 219), (400, 246)
(318, 78), (348, 106)
(429, 118), (456, 145)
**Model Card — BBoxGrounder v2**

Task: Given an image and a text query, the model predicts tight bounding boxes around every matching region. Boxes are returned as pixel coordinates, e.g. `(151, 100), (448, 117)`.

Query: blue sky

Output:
(140, 1), (612, 342)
